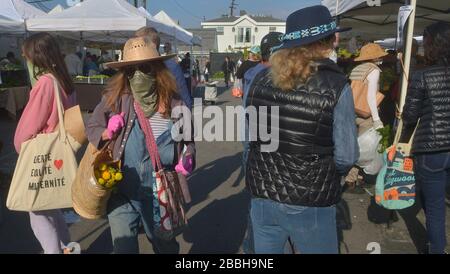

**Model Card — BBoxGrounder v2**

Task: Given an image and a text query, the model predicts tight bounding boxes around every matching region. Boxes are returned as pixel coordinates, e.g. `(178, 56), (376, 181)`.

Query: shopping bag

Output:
(232, 79), (243, 98)
(356, 127), (383, 175)
(72, 142), (120, 219)
(375, 120), (417, 210)
(7, 75), (79, 211)
(135, 102), (187, 240)
(351, 78), (384, 119)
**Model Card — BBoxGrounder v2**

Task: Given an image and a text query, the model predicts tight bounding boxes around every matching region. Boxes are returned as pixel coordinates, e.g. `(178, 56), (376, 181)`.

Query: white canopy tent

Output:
(0, 0), (45, 34)
(48, 4), (64, 15)
(26, 0), (178, 44)
(322, 0), (450, 40)
(322, 0), (450, 116)
(154, 10), (202, 46)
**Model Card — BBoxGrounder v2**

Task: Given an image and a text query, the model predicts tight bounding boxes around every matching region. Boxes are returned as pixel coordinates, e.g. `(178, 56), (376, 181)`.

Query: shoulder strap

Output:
(393, 118), (420, 146)
(134, 101), (163, 171)
(48, 74), (68, 140)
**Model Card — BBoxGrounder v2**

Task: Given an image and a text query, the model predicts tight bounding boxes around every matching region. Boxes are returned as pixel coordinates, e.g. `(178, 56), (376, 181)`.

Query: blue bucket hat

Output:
(276, 5), (350, 51)
(249, 45), (261, 55)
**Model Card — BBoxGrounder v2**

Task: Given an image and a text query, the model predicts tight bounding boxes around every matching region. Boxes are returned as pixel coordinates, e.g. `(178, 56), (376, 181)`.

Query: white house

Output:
(201, 12), (285, 52)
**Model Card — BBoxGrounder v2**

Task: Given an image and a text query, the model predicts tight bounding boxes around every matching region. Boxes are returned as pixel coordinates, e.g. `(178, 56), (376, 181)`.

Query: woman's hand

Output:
(105, 112), (125, 140)
(175, 144), (196, 176)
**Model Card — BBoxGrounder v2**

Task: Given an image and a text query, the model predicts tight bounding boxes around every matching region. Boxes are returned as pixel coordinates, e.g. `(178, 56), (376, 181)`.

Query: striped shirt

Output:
(149, 112), (170, 140)
(349, 62), (381, 81)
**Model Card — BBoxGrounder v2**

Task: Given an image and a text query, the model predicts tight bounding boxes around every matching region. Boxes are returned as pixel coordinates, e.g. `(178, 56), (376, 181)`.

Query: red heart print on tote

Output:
(54, 159), (63, 170)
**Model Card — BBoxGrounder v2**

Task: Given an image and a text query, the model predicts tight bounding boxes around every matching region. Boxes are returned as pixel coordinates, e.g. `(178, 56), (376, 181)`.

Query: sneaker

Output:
(63, 242), (81, 254)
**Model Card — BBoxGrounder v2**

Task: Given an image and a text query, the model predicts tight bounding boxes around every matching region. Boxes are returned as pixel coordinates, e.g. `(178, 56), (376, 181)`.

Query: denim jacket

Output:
(333, 84), (359, 175)
(119, 119), (176, 200)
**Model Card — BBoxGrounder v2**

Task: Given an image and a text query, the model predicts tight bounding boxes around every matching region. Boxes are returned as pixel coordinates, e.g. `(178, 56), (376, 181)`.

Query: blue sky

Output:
(31, 0), (320, 28)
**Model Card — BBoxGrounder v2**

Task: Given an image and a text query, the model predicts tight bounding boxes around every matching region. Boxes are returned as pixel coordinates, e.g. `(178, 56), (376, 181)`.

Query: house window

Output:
(238, 27), (252, 43)
(217, 26), (224, 34)
(269, 27), (277, 32)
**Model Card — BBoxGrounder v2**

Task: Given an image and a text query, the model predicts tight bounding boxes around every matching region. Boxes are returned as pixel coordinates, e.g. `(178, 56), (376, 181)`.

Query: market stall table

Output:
(74, 82), (105, 112)
(0, 86), (29, 120)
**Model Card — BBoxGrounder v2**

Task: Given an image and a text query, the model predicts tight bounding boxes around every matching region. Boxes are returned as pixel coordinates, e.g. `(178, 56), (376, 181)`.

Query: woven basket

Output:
(72, 143), (119, 219)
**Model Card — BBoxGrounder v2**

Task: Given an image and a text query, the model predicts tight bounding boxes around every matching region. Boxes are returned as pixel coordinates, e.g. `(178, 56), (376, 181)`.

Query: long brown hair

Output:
(22, 32), (74, 95)
(270, 34), (335, 91)
(104, 60), (177, 117)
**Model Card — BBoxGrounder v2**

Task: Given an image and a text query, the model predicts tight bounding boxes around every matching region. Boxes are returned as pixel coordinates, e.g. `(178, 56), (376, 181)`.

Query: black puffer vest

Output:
(245, 59), (348, 207)
(402, 64), (450, 154)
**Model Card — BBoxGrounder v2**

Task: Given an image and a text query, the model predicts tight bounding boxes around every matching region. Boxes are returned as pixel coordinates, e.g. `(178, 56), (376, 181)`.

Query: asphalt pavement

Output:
(0, 81), (449, 254)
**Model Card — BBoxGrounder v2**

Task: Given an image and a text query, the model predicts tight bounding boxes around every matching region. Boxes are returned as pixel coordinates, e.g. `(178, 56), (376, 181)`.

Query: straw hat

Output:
(105, 37), (176, 69)
(354, 43), (388, 62)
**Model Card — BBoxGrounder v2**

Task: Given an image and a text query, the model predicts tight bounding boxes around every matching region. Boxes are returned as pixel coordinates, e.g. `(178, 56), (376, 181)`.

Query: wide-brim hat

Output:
(276, 5), (351, 51)
(105, 37), (176, 69)
(354, 43), (388, 62)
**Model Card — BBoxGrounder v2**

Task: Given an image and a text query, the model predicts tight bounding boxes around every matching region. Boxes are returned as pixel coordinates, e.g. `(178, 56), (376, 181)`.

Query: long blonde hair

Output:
(270, 34), (335, 91)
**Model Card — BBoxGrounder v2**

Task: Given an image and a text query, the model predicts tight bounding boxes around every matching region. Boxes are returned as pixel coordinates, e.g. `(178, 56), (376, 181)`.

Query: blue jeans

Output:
(414, 151), (450, 254)
(250, 198), (338, 254)
(107, 119), (179, 254)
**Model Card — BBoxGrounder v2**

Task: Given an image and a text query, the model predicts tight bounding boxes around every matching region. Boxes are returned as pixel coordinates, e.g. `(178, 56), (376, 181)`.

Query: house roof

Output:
(205, 15), (284, 23)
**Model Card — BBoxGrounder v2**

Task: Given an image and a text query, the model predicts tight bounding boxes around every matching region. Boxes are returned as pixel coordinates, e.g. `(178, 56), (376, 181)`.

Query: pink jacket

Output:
(14, 74), (77, 153)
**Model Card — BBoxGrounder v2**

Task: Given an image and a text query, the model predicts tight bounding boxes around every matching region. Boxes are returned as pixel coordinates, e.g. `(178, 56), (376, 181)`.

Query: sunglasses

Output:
(124, 64), (153, 78)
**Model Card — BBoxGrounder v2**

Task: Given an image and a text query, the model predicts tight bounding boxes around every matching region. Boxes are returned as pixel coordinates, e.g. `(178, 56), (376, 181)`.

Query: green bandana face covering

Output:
(129, 70), (157, 117)
(26, 60), (39, 88)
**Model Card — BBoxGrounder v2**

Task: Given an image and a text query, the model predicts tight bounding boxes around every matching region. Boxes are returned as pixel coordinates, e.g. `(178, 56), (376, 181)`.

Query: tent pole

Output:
(399, 0), (417, 113)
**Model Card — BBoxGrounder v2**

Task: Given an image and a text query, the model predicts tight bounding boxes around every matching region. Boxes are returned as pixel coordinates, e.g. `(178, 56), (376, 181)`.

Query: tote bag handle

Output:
(48, 74), (69, 142)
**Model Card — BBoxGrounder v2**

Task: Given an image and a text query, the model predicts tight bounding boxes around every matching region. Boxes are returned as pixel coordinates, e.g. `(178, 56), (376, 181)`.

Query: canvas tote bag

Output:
(375, 119), (418, 210)
(7, 75), (79, 211)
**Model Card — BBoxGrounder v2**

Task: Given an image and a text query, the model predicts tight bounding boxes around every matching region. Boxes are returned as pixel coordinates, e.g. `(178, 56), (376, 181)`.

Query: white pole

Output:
(399, 0), (417, 113)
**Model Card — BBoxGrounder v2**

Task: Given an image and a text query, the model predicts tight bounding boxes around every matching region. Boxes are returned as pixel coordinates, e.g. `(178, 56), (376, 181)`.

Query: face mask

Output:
(26, 60), (39, 88)
(129, 70), (157, 117)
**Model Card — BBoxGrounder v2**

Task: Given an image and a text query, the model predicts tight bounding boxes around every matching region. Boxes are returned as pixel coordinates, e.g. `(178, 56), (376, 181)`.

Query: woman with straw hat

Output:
(86, 36), (195, 254)
(345, 43), (388, 188)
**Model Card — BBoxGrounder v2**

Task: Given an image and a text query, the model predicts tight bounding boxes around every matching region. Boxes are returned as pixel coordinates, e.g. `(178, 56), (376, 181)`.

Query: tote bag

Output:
(351, 69), (385, 118)
(135, 102), (187, 241)
(375, 120), (417, 210)
(7, 76), (79, 211)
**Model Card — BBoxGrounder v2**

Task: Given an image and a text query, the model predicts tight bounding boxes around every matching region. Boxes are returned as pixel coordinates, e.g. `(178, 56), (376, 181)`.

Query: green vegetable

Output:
(376, 125), (393, 153)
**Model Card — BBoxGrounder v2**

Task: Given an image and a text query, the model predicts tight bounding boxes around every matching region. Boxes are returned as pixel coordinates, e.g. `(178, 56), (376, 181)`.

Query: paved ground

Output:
(0, 82), (449, 254)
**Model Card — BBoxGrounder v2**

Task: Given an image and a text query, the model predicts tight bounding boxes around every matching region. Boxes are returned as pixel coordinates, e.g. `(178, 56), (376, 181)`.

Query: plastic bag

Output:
(356, 127), (383, 175)
(232, 79), (243, 98)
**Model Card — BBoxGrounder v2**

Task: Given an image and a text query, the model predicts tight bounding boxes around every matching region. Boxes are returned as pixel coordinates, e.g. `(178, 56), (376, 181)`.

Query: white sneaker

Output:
(63, 242), (81, 254)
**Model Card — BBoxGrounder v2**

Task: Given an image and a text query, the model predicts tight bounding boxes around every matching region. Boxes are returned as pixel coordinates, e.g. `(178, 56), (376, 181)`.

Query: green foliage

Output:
(376, 125), (393, 153)
(212, 71), (224, 79)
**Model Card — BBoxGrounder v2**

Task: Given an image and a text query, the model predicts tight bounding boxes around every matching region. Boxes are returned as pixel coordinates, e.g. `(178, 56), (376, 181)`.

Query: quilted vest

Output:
(245, 59), (348, 206)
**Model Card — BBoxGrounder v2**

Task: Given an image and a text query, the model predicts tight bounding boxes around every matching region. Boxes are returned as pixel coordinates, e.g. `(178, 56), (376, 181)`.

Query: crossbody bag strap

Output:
(134, 101), (163, 171)
(393, 118), (420, 146)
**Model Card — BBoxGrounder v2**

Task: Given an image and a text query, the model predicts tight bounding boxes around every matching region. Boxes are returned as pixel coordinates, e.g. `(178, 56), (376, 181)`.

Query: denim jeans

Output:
(414, 151), (450, 254)
(107, 119), (179, 254)
(250, 198), (338, 254)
